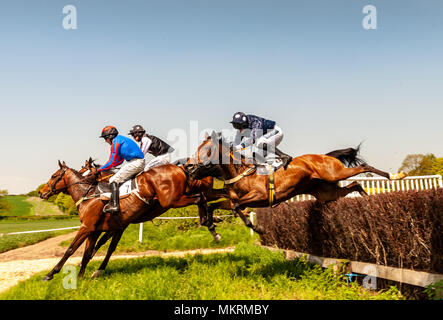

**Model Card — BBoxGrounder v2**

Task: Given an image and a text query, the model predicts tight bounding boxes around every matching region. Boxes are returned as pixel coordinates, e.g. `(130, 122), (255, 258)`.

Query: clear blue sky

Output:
(1, 0), (442, 194)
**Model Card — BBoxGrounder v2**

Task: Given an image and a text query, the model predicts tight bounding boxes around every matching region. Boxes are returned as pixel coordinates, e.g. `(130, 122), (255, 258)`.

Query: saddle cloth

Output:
(97, 178), (139, 200)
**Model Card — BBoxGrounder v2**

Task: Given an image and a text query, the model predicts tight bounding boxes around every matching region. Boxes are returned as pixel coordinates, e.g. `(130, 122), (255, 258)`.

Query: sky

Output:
(0, 0), (442, 194)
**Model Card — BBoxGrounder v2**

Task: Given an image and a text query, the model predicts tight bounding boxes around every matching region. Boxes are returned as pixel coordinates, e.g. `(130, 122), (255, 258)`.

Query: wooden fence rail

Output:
(263, 246), (443, 288)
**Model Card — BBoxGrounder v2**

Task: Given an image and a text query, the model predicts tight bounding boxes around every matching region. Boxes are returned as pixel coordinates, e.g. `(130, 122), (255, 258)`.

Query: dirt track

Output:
(0, 232), (235, 294)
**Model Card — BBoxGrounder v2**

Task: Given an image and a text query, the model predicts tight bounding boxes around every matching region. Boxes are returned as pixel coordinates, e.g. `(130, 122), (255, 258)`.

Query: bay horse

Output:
(184, 132), (406, 233)
(75, 157), (240, 264)
(39, 160), (217, 280)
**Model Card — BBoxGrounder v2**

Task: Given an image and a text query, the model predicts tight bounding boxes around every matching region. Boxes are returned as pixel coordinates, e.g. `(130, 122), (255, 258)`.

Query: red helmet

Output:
(100, 126), (119, 139)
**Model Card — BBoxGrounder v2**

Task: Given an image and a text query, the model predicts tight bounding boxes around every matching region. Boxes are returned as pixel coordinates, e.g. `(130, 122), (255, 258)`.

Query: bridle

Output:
(49, 167), (97, 196)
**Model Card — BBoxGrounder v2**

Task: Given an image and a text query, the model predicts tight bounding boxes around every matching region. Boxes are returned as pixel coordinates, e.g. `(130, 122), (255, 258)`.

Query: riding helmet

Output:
(100, 126), (119, 139)
(230, 112), (248, 129)
(128, 125), (146, 137)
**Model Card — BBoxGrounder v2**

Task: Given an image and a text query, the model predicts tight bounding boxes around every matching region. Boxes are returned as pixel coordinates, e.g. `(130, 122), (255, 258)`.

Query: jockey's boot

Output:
(104, 182), (120, 214)
(275, 148), (292, 169)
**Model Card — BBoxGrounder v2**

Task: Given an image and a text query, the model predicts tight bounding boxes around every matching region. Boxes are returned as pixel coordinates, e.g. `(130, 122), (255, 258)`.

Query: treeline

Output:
(0, 189), (10, 211)
(27, 184), (77, 215)
(399, 154), (443, 176)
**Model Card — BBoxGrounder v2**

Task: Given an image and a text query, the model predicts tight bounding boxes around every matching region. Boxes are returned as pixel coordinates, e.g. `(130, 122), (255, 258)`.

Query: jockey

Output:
(98, 126), (145, 213)
(230, 112), (292, 169)
(128, 125), (175, 171)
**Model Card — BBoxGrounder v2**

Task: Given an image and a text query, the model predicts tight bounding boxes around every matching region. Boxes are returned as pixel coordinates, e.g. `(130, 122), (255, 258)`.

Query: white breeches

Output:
(144, 153), (171, 172)
(255, 125), (284, 150)
(109, 158), (145, 184)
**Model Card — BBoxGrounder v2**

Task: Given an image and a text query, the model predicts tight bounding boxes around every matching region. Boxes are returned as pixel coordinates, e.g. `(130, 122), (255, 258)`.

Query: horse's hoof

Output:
(91, 270), (103, 279)
(254, 226), (265, 235)
(214, 234), (221, 243)
(389, 171), (407, 180)
(42, 275), (53, 282)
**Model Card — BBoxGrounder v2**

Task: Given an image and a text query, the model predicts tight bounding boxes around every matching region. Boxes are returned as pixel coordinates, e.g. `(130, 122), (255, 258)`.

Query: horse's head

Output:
(39, 160), (71, 200)
(184, 131), (229, 180)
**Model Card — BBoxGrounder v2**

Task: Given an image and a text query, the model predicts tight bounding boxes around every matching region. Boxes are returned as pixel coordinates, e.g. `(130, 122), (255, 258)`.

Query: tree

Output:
(27, 184), (46, 197)
(0, 189), (10, 211)
(432, 158), (443, 177)
(399, 154), (437, 176)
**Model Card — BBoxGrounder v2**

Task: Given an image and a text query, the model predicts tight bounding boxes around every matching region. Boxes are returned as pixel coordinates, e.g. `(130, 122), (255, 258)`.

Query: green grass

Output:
(27, 197), (64, 216)
(0, 244), (403, 300)
(61, 217), (256, 253)
(0, 196), (32, 216)
(0, 218), (79, 253)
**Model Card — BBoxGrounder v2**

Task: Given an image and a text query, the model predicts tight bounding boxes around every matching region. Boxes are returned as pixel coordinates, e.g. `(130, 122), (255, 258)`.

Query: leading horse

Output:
(184, 132), (406, 233)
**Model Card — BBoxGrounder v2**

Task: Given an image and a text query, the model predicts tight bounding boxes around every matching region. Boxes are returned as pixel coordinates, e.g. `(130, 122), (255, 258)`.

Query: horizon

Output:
(1, 0), (442, 194)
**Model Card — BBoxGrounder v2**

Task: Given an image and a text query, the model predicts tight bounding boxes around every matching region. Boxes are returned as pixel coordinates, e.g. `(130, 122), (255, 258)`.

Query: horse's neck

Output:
(65, 170), (93, 202)
(221, 163), (246, 180)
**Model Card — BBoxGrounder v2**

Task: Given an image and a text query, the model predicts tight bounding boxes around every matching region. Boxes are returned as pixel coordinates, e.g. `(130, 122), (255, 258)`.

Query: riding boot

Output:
(104, 182), (120, 214)
(275, 148), (292, 169)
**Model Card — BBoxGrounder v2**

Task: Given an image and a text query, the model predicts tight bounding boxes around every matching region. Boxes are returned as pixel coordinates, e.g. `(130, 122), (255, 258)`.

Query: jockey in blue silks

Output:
(230, 112), (292, 169)
(99, 126), (145, 213)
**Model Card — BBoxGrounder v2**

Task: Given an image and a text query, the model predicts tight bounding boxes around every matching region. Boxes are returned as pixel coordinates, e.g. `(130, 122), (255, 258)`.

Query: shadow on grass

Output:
(93, 245), (316, 282)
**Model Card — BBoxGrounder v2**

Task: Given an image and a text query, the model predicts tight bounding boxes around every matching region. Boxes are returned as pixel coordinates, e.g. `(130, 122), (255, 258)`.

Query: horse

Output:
(75, 157), (241, 262)
(38, 160), (215, 280)
(184, 132), (407, 234)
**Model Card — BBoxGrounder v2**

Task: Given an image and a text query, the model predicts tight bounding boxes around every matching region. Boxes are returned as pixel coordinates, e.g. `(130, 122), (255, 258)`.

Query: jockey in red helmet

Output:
(99, 126), (145, 213)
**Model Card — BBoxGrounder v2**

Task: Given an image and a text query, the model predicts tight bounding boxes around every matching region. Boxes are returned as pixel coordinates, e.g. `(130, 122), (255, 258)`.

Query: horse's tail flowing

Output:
(326, 142), (366, 167)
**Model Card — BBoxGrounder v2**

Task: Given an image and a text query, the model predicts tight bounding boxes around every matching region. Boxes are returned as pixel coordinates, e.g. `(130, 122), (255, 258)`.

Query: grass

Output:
(60, 217), (256, 253)
(27, 197), (64, 216)
(0, 243), (403, 300)
(0, 196), (32, 216)
(0, 218), (79, 253)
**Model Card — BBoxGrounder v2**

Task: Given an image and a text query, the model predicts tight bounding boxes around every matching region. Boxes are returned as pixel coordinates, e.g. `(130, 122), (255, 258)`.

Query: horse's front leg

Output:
(78, 231), (101, 278)
(43, 226), (91, 281)
(233, 190), (267, 235)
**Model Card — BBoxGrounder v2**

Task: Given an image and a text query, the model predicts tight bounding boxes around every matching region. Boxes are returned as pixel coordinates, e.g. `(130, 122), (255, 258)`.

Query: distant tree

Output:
(0, 189), (10, 211)
(54, 192), (78, 215)
(399, 154), (437, 176)
(432, 158), (443, 177)
(27, 184), (46, 197)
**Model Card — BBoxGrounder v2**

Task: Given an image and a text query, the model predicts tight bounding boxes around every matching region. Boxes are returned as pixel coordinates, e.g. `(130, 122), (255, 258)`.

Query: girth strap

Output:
(268, 164), (276, 206)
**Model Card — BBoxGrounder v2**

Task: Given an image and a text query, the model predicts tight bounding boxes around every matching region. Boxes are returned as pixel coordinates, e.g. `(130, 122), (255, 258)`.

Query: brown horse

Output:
(39, 160), (214, 280)
(184, 132), (406, 233)
(75, 158), (237, 262)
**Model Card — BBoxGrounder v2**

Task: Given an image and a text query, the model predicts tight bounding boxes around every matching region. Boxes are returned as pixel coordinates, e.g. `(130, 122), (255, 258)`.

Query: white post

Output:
(439, 176), (443, 188)
(250, 212), (255, 237)
(139, 223), (143, 243)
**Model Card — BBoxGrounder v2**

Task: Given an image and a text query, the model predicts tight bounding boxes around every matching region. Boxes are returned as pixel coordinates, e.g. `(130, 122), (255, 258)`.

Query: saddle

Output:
(97, 179), (137, 200)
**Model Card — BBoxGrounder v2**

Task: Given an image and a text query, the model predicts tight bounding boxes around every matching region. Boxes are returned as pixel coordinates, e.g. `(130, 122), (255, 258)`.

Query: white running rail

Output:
(289, 175), (442, 202)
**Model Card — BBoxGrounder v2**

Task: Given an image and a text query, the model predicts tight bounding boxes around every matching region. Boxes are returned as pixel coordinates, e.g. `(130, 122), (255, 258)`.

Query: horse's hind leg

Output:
(43, 227), (91, 281)
(78, 231), (101, 278)
(312, 181), (368, 202)
(91, 228), (125, 278)
(91, 231), (114, 257)
(319, 163), (389, 182)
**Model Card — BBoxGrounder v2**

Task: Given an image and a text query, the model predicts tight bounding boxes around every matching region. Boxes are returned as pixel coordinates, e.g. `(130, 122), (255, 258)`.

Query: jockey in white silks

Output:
(128, 125), (175, 171)
(230, 112), (292, 169)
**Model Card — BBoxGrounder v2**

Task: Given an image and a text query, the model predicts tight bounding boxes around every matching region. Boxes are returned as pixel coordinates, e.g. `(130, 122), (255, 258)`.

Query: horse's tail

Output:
(326, 142), (366, 167)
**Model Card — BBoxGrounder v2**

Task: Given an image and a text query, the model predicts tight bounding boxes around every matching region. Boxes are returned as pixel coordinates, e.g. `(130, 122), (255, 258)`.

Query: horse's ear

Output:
(205, 132), (210, 140)
(88, 157), (93, 164)
(62, 161), (66, 167)
(58, 160), (63, 168)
